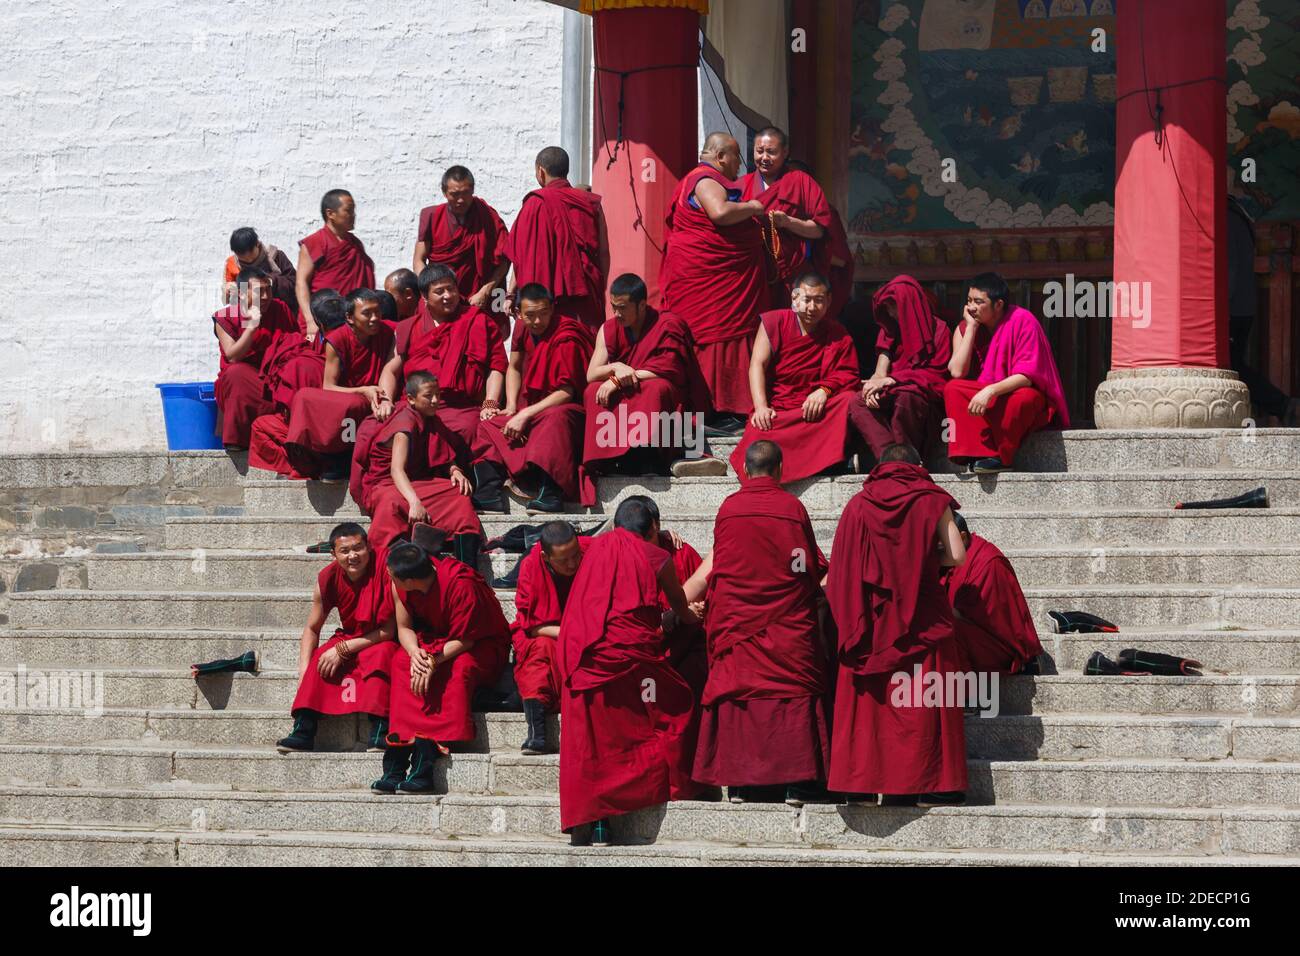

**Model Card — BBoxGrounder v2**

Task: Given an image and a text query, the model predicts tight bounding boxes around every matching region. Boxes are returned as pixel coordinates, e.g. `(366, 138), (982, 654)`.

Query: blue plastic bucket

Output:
(156, 381), (223, 450)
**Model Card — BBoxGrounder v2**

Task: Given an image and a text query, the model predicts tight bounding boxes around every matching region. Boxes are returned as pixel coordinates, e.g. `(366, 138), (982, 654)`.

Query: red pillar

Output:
(1110, 0), (1227, 370)
(590, 6), (700, 308)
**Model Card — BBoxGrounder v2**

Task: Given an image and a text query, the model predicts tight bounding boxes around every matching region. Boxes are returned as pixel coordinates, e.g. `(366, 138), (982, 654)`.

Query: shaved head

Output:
(744, 440), (783, 480)
(702, 132), (742, 180)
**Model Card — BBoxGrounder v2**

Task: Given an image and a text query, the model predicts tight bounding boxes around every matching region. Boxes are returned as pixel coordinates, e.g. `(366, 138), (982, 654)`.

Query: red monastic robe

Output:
(657, 533), (707, 700)
(581, 308), (695, 478)
(299, 226), (375, 319)
(661, 163), (768, 414)
(363, 405), (482, 549)
(849, 275), (952, 459)
(942, 533), (1043, 674)
(944, 306), (1069, 465)
(395, 300), (507, 461)
(291, 550), (397, 716)
(212, 299), (299, 447)
(387, 556), (510, 745)
(826, 462), (967, 796)
(472, 316), (592, 503)
(502, 178), (605, 333)
(741, 168), (854, 317)
(558, 529), (700, 830)
(729, 310), (860, 484)
(510, 537), (595, 712)
(283, 322), (396, 469)
(415, 198), (509, 300)
(693, 477), (832, 786)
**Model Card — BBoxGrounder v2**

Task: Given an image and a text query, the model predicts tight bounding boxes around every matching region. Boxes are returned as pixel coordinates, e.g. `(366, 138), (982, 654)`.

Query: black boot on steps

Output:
(371, 745), (411, 793)
(470, 461), (508, 513)
(398, 738), (441, 793)
(521, 698), (548, 755)
(524, 471), (564, 515)
(276, 710), (319, 753)
(451, 533), (483, 573)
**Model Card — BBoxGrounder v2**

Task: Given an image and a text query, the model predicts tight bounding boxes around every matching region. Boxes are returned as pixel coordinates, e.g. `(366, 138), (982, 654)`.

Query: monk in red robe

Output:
(741, 127), (853, 317)
(729, 271), (860, 484)
(383, 269), (420, 322)
(362, 371), (482, 565)
(510, 521), (591, 755)
(945, 272), (1070, 474)
(827, 443), (969, 807)
(558, 498), (702, 846)
(852, 275), (952, 464)
(275, 522), (396, 755)
(280, 289), (396, 480)
(213, 272), (301, 449)
(224, 226), (298, 315)
(375, 542), (510, 793)
(943, 512), (1043, 674)
(378, 263), (507, 467)
(413, 165), (511, 327)
(502, 147), (608, 335)
(295, 189), (376, 339)
(247, 289), (344, 476)
(692, 441), (834, 804)
(471, 284), (591, 514)
(582, 272), (724, 488)
(661, 132), (768, 429)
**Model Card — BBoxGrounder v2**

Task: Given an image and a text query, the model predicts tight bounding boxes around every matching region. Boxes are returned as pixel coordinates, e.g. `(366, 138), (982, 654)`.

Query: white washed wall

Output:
(0, 0), (565, 451)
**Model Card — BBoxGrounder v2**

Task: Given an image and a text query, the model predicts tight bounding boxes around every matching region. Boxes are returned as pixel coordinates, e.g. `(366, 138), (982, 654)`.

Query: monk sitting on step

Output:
(942, 512), (1043, 675)
(276, 522), (396, 754)
(944, 272), (1069, 474)
(361, 371), (483, 566)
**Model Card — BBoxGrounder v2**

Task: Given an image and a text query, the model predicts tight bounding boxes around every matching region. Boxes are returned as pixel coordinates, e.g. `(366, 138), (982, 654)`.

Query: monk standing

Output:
(729, 271), (860, 484)
(943, 512), (1043, 674)
(740, 127), (853, 316)
(510, 521), (591, 755)
(412, 165), (511, 327)
(827, 443), (968, 807)
(213, 272), (301, 450)
(852, 275), (952, 465)
(559, 498), (702, 846)
(378, 263), (507, 467)
(471, 284), (592, 515)
(661, 132), (768, 432)
(275, 522), (396, 755)
(945, 272), (1070, 474)
(693, 441), (833, 805)
(224, 227), (298, 314)
(582, 273), (724, 486)
(295, 189), (375, 339)
(383, 269), (421, 322)
(502, 147), (608, 336)
(362, 371), (483, 566)
(282, 289), (396, 480)
(376, 542), (510, 793)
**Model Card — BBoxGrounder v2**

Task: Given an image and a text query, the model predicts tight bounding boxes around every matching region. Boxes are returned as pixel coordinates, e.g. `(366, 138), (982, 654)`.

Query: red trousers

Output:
(215, 364), (275, 448)
(943, 379), (1049, 465)
(387, 636), (509, 744)
(695, 333), (755, 415)
(366, 481), (482, 549)
(511, 633), (562, 711)
(848, 387), (941, 461)
(247, 414), (304, 477)
(290, 632), (396, 716)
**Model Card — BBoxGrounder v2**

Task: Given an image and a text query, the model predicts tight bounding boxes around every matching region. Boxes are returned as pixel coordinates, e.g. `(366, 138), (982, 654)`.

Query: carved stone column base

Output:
(1093, 367), (1251, 429)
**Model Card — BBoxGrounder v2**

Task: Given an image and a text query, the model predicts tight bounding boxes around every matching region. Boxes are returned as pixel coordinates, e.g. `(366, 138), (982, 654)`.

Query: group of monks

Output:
(212, 129), (1076, 844)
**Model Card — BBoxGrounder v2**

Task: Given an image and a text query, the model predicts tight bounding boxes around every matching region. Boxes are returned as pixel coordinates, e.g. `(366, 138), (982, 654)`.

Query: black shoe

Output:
(917, 791), (965, 807)
(727, 786), (750, 804)
(1049, 610), (1119, 634)
(470, 461), (508, 514)
(703, 414), (746, 438)
(275, 710), (319, 753)
(590, 818), (611, 847)
(785, 781), (836, 806)
(569, 823), (593, 846)
(366, 715), (388, 752)
(371, 745), (411, 793)
(451, 532), (483, 572)
(520, 698), (548, 755)
(397, 738), (441, 793)
(1084, 651), (1124, 676)
(192, 650), (260, 676)
(971, 457), (1008, 474)
(319, 453), (350, 483)
(843, 792), (879, 807)
(305, 540), (332, 554)
(1174, 486), (1268, 510)
(524, 473), (564, 515)
(879, 794), (919, 807)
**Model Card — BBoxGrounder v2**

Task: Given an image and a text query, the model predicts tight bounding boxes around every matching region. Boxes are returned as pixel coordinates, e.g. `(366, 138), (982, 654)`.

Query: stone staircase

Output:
(2, 430), (1300, 866)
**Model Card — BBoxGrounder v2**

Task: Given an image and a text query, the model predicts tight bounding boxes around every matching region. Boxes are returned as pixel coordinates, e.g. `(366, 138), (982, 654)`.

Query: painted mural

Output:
(849, 0), (1300, 235)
